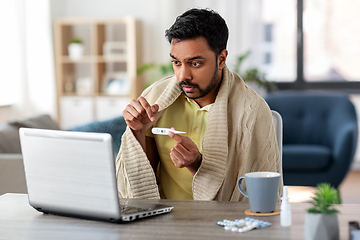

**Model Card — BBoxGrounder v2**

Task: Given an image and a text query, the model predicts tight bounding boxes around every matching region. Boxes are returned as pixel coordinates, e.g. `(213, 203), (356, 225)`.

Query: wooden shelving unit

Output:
(54, 17), (142, 129)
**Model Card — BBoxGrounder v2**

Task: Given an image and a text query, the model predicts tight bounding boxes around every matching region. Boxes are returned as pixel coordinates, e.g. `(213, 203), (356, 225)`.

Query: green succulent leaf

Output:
(232, 51), (277, 93)
(307, 183), (340, 214)
(137, 62), (174, 88)
(70, 37), (83, 44)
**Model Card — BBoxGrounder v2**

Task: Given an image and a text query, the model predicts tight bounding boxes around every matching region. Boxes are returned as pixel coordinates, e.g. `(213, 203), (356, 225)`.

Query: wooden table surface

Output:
(0, 193), (358, 240)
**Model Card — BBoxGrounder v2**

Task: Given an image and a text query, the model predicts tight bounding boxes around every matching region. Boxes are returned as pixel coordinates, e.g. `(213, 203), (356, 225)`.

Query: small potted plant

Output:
(232, 50), (277, 96)
(137, 62), (174, 89)
(68, 37), (84, 60)
(304, 183), (340, 240)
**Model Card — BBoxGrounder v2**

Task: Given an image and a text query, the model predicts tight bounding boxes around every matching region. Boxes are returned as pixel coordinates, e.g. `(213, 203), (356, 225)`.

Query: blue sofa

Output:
(70, 116), (127, 157)
(266, 92), (358, 188)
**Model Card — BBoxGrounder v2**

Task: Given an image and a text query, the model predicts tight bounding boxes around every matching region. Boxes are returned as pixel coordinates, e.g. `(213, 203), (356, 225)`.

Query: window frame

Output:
(276, 0), (360, 93)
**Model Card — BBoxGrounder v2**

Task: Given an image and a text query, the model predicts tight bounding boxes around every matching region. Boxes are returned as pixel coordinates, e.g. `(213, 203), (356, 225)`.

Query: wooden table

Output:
(0, 193), (358, 240)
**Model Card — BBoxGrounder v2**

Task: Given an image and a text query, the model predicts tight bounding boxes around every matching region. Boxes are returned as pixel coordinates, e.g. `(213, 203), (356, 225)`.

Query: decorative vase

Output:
(68, 43), (84, 60)
(304, 212), (339, 240)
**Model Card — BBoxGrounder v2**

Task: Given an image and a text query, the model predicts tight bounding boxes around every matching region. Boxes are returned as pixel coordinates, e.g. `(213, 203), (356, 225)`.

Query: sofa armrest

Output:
(0, 154), (23, 160)
(333, 122), (358, 164)
(0, 154), (27, 195)
(0, 114), (59, 154)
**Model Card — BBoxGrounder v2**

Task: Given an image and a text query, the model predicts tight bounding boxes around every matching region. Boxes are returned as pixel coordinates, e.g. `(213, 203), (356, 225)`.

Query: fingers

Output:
(122, 96), (159, 130)
(167, 128), (202, 174)
(137, 97), (157, 121)
(170, 146), (187, 168)
(168, 131), (186, 146)
(169, 134), (197, 168)
(170, 143), (201, 170)
(152, 104), (159, 118)
(171, 142), (187, 158)
(169, 134), (187, 168)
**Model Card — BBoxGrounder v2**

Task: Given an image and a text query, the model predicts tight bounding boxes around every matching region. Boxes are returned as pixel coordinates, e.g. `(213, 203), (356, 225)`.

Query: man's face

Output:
(170, 37), (222, 101)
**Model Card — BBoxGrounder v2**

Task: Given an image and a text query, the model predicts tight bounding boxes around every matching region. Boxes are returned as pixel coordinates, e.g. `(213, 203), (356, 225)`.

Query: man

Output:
(116, 8), (280, 201)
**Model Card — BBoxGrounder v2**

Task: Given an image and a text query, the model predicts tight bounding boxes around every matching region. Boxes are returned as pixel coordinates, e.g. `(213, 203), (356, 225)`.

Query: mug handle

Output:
(237, 177), (248, 198)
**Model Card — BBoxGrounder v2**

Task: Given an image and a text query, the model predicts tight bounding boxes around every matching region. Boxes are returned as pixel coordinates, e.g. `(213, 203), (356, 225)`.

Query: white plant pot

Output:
(304, 212), (339, 240)
(68, 43), (84, 60)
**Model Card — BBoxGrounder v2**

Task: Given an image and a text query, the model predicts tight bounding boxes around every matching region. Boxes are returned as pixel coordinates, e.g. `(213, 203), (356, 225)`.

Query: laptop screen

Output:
(19, 128), (121, 220)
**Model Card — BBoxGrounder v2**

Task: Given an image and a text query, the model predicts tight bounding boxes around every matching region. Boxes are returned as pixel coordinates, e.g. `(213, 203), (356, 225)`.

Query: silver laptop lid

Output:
(19, 128), (121, 221)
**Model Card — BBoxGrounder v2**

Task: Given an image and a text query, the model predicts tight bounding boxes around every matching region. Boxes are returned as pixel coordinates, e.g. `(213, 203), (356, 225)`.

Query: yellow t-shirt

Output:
(146, 93), (212, 200)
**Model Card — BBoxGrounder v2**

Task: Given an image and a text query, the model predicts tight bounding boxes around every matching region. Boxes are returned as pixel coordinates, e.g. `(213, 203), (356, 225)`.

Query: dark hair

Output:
(165, 8), (229, 55)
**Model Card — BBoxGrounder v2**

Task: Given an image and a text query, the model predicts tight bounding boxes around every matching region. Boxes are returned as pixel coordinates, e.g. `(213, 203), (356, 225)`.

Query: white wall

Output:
(0, 0), (258, 125)
(49, 0), (252, 68)
(0, 0), (56, 125)
(51, 0), (170, 65)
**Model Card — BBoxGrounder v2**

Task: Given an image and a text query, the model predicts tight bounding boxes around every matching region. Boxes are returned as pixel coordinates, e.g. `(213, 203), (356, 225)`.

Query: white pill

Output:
(252, 222), (260, 228)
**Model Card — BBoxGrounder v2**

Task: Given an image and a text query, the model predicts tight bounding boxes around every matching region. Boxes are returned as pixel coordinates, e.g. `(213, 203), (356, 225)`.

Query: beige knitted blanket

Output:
(115, 66), (280, 201)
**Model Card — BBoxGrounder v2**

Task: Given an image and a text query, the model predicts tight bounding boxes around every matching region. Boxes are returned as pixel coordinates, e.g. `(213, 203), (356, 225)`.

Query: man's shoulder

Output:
(225, 70), (270, 116)
(227, 74), (263, 104)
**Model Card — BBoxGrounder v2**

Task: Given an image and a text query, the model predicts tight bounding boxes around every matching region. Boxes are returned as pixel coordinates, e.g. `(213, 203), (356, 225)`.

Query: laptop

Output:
(19, 128), (173, 222)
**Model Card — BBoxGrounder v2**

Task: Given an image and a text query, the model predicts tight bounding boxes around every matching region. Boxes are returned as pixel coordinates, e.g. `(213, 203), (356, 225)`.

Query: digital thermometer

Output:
(151, 127), (186, 135)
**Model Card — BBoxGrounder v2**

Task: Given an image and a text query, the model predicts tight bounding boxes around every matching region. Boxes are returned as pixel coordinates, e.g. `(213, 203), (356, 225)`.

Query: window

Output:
(263, 24), (273, 65)
(0, 1), (21, 106)
(264, 24), (273, 42)
(304, 0), (360, 82)
(260, 0), (297, 82)
(260, 0), (360, 91)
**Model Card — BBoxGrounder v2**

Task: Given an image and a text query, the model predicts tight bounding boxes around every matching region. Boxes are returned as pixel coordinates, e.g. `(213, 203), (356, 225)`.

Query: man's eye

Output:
(172, 60), (180, 65)
(192, 62), (201, 67)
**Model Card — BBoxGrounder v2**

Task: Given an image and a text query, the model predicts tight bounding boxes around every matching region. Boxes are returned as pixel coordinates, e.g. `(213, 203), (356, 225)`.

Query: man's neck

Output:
(194, 95), (216, 108)
(194, 77), (223, 108)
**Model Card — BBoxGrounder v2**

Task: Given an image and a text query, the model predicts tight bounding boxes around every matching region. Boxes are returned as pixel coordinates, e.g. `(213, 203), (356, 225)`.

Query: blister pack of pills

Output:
(216, 217), (271, 233)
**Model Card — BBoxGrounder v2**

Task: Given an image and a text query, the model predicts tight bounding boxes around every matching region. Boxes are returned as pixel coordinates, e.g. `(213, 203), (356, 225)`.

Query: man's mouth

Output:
(182, 86), (195, 92)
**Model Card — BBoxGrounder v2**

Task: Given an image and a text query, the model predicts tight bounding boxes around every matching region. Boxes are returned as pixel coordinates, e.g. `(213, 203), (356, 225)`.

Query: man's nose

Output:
(177, 65), (192, 82)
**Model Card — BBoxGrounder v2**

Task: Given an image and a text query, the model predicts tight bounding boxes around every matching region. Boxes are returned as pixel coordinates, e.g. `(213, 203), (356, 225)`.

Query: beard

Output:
(178, 64), (220, 100)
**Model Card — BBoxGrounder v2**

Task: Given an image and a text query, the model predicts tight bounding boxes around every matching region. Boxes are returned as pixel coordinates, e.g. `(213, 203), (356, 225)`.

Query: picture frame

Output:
(75, 77), (93, 95)
(103, 41), (127, 58)
(102, 71), (130, 95)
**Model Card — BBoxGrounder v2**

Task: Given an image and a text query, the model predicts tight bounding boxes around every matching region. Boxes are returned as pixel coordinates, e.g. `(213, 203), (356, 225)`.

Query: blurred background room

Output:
(1, 0), (360, 202)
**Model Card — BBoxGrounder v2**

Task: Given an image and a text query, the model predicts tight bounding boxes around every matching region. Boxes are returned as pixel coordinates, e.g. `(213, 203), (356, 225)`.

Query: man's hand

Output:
(123, 96), (159, 131)
(123, 96), (159, 152)
(168, 129), (202, 176)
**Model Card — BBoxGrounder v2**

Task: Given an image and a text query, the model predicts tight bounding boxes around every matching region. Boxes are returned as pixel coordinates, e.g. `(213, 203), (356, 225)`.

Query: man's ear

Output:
(218, 49), (228, 70)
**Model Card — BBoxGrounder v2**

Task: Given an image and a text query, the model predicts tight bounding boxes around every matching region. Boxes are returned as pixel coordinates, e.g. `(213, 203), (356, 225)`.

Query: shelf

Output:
(96, 93), (129, 97)
(59, 56), (128, 63)
(60, 56), (95, 63)
(97, 55), (127, 63)
(60, 93), (94, 97)
(54, 17), (142, 128)
(61, 93), (131, 98)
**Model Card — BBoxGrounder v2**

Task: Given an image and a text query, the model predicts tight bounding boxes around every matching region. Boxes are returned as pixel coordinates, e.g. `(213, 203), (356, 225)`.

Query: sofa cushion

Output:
(283, 144), (332, 171)
(0, 114), (59, 153)
(0, 124), (22, 153)
(12, 114), (60, 130)
(70, 116), (127, 157)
